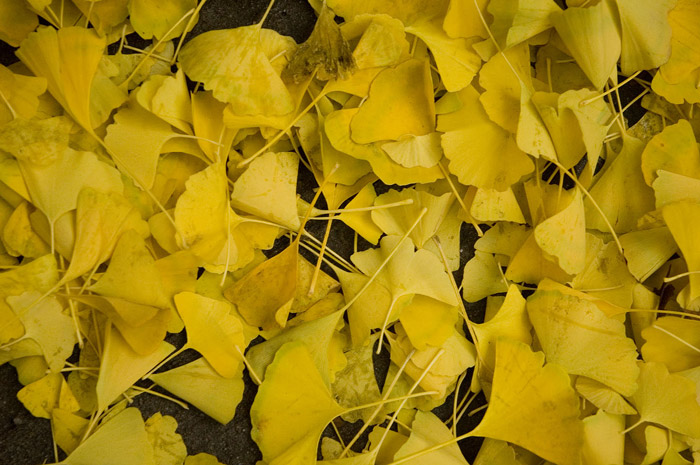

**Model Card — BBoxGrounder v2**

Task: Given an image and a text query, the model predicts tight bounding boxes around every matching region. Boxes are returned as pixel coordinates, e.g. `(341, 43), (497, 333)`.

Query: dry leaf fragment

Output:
(283, 3), (356, 83)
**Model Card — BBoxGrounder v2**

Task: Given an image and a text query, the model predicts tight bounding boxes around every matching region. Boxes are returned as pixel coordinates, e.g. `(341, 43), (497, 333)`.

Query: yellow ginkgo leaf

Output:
(575, 377), (637, 415)
(331, 333), (381, 423)
(371, 188), (454, 248)
(151, 357), (244, 425)
(174, 162), (236, 266)
(224, 242), (298, 330)
(551, 1), (621, 89)
(337, 183), (383, 245)
(2, 201), (50, 258)
(439, 86), (534, 191)
(520, 90), (582, 165)
(532, 44), (596, 93)
(470, 339), (583, 465)
(535, 278), (629, 318)
(389, 325), (475, 399)
(473, 439), (520, 465)
(581, 409), (625, 465)
(472, 285), (531, 372)
(641, 120), (700, 186)
(488, 0), (561, 49)
(343, 14), (410, 70)
(350, 58), (435, 143)
(394, 411), (468, 465)
(399, 295), (459, 350)
(0, 116), (70, 165)
(661, 449), (693, 465)
(405, 18), (482, 92)
(627, 424), (670, 465)
(251, 341), (343, 463)
(663, 201), (700, 309)
(298, 110), (373, 188)
(129, 0), (196, 41)
(0, 200), (21, 260)
(174, 292), (244, 378)
(531, 89), (611, 171)
(51, 408), (89, 456)
(137, 70), (193, 134)
(191, 91), (237, 163)
(335, 268), (394, 346)
(0, 0), (37, 46)
(470, 187), (526, 223)
(325, 108), (442, 185)
(10, 355), (47, 386)
(17, 372), (79, 419)
(652, 67), (700, 104)
(70, 0), (129, 37)
(105, 103), (185, 189)
(479, 43), (531, 134)
(642, 316), (700, 372)
(293, 255), (341, 314)
(443, 0), (488, 40)
(179, 26), (294, 116)
(571, 233), (637, 309)
(0, 254), (58, 344)
(326, 0), (449, 26)
(88, 230), (169, 309)
(96, 324), (174, 412)
(615, 0), (676, 75)
(381, 133), (443, 169)
(630, 362), (700, 438)
(534, 187), (586, 275)
(184, 454), (225, 465)
(474, 222), (530, 263)
(505, 231), (573, 285)
(61, 188), (149, 284)
(620, 227), (677, 282)
(0, 63), (46, 124)
(231, 151), (301, 230)
(6, 291), (75, 372)
(352, 235), (458, 306)
(16, 26), (106, 130)
(527, 289), (639, 396)
(144, 413), (187, 465)
(460, 251), (510, 302)
(653, 170), (700, 208)
(247, 310), (344, 386)
(659, 0), (700, 84)
(74, 295), (169, 356)
(585, 135), (656, 234)
(18, 146), (123, 244)
(61, 408), (156, 465)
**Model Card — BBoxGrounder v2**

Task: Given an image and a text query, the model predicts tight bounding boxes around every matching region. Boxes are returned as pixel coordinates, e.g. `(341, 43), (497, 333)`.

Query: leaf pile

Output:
(1, 0), (700, 464)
